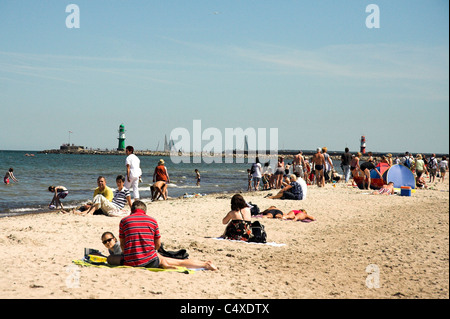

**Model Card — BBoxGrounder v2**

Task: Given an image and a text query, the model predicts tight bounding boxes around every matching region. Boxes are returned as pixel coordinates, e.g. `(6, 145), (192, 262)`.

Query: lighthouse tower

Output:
(360, 135), (366, 154)
(117, 124), (126, 151)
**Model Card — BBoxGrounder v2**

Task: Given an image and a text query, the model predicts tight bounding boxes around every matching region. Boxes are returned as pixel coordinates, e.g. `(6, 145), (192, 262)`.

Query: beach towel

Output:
(210, 237), (286, 247)
(72, 258), (196, 274)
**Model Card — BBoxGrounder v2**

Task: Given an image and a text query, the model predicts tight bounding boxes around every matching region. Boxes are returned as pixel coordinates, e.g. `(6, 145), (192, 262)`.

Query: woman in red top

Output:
(153, 159), (170, 198)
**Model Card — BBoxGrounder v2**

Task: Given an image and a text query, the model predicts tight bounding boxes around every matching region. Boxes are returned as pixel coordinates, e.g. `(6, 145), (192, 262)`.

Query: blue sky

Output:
(0, 0), (448, 153)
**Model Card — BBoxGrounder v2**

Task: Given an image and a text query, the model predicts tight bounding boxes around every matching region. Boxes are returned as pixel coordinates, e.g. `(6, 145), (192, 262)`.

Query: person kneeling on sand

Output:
(113, 200), (217, 270)
(372, 182), (395, 195)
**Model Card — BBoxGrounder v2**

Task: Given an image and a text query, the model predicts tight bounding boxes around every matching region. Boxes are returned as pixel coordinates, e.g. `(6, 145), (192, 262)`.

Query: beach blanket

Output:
(210, 237), (286, 247)
(72, 258), (196, 274)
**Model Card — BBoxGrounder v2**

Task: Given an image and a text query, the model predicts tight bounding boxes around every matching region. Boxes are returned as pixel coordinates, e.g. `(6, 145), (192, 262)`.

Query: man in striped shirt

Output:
(119, 200), (161, 268)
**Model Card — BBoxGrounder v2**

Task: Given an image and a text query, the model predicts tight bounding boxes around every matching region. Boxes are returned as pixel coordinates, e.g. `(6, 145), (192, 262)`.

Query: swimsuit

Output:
(315, 165), (323, 171)
(4, 177), (9, 184)
(57, 189), (69, 199)
(360, 162), (375, 171)
(263, 209), (283, 217)
(378, 187), (391, 195)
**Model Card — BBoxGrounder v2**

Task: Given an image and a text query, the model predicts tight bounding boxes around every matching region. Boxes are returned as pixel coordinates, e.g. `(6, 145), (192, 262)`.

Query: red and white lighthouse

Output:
(360, 136), (366, 154)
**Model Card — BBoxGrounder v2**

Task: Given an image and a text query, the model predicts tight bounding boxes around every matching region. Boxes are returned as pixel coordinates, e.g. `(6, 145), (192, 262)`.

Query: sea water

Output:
(0, 150), (343, 217)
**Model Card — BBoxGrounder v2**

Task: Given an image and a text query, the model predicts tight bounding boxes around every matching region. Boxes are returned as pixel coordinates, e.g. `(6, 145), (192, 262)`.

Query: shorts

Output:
(440, 167), (446, 173)
(142, 257), (160, 269)
(57, 191), (69, 199)
(429, 168), (437, 176)
(274, 168), (284, 175)
(263, 209), (283, 217)
(281, 191), (301, 200)
(252, 177), (261, 183)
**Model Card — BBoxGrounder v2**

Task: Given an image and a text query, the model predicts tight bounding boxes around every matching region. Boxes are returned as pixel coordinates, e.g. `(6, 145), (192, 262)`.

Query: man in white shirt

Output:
(125, 145), (142, 200)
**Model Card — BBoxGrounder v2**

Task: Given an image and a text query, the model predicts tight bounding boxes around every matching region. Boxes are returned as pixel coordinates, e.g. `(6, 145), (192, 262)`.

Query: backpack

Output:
(248, 221), (267, 243)
(248, 202), (260, 216)
(250, 163), (257, 175)
(404, 157), (411, 168)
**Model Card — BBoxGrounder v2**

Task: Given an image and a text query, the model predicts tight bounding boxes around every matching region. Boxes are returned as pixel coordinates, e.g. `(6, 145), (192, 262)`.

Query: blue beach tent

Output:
(382, 164), (416, 190)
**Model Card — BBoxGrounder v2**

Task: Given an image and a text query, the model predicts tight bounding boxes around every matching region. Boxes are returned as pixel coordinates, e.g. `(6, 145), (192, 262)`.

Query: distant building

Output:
(60, 144), (84, 151)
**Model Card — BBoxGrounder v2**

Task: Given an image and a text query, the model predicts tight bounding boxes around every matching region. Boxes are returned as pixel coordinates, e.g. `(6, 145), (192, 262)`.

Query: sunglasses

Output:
(102, 237), (115, 245)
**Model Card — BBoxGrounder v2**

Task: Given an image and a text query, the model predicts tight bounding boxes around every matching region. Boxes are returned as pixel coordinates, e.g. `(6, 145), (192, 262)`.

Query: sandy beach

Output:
(0, 179), (448, 300)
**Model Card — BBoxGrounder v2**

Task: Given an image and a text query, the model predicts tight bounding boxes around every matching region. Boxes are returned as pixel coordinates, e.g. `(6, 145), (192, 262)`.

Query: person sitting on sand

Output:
(372, 182), (395, 195)
(416, 176), (428, 189)
(93, 176), (114, 201)
(283, 209), (315, 222)
(72, 175), (131, 216)
(150, 180), (168, 201)
(115, 201), (217, 270)
(101, 231), (123, 265)
(261, 206), (284, 219)
(268, 174), (304, 200)
(221, 194), (253, 241)
(48, 185), (68, 210)
(4, 168), (18, 184)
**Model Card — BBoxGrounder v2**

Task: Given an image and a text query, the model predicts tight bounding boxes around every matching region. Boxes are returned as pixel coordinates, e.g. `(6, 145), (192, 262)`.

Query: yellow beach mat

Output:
(72, 259), (196, 274)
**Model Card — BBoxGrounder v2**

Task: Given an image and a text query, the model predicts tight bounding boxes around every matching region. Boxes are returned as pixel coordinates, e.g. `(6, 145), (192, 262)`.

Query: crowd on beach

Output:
(3, 145), (448, 272)
(247, 148), (448, 195)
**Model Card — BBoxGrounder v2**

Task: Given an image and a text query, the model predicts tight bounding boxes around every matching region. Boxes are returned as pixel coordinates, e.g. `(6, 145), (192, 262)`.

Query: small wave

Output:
(167, 183), (200, 189)
(8, 207), (41, 213)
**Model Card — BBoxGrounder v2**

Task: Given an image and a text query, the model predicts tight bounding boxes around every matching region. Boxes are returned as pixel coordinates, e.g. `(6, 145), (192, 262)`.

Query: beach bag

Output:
(249, 221), (267, 243)
(248, 202), (260, 216)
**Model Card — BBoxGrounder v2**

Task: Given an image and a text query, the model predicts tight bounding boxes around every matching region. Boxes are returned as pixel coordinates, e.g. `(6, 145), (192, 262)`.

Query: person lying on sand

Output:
(372, 182), (395, 195)
(261, 206), (284, 219)
(283, 209), (315, 221)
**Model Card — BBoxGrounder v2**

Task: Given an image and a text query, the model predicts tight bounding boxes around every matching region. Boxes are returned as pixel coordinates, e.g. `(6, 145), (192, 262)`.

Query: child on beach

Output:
(247, 169), (252, 191)
(195, 169), (201, 186)
(48, 185), (68, 210)
(372, 182), (395, 195)
(4, 168), (18, 184)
